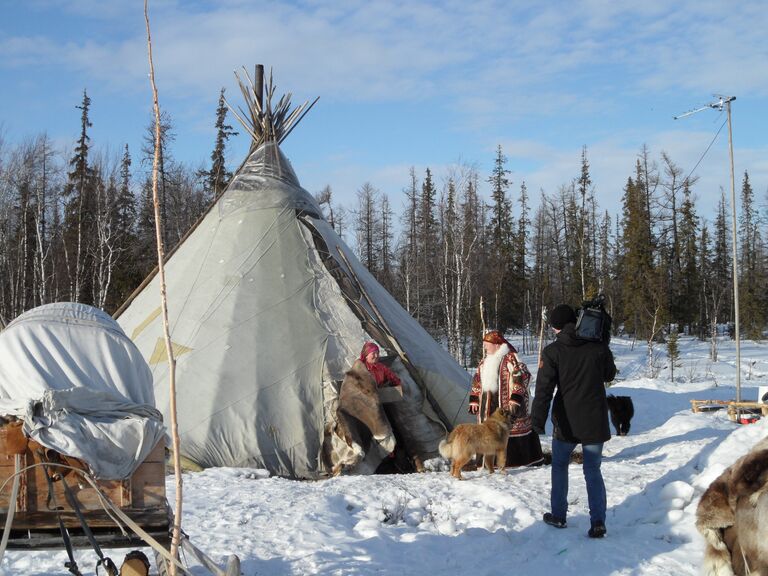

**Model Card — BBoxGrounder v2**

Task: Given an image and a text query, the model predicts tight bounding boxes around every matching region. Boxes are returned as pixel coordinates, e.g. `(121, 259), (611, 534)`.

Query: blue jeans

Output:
(551, 439), (606, 525)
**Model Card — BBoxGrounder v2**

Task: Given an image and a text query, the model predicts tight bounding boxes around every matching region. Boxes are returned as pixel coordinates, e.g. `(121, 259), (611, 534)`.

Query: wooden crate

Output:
(0, 437), (170, 549)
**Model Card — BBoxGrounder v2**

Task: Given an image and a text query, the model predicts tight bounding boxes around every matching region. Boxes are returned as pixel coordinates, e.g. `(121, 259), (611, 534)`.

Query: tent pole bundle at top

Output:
(224, 65), (319, 151)
(115, 64), (474, 480)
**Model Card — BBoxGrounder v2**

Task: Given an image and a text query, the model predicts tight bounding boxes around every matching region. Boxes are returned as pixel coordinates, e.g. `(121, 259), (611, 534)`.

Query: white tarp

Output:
(0, 303), (165, 479)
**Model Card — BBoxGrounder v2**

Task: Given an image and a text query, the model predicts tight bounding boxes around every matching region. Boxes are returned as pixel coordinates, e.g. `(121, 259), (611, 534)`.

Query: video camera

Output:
(575, 294), (612, 344)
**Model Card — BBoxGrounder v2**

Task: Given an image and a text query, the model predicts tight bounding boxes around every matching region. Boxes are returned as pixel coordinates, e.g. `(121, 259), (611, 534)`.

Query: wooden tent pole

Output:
(254, 64), (264, 112)
(144, 4), (183, 575)
(538, 306), (547, 366)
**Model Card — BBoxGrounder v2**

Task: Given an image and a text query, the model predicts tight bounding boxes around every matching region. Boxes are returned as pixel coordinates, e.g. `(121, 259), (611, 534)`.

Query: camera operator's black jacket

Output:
(531, 323), (617, 444)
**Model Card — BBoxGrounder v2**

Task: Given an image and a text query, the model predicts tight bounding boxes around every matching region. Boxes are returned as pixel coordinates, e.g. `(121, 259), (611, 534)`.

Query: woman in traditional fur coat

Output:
(468, 330), (544, 467)
(336, 342), (401, 461)
(354, 341), (402, 389)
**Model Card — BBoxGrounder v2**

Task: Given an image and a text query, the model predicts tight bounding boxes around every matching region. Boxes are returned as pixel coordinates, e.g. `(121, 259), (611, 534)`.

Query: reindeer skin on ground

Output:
(697, 437), (768, 576)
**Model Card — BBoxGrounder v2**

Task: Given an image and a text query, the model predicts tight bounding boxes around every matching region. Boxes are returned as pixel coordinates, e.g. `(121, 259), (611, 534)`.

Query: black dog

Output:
(606, 394), (634, 436)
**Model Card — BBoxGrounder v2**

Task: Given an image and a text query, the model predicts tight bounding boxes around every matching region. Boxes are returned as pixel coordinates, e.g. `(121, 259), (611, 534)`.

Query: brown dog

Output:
(438, 407), (514, 479)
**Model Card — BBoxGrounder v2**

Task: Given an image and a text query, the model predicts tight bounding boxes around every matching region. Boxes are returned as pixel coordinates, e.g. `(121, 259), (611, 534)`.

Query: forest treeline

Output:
(341, 145), (759, 366)
(0, 90), (759, 367)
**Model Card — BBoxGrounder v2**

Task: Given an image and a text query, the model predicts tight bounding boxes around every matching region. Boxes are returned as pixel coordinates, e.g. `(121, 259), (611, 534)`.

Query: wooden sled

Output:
(0, 421), (240, 575)
(690, 399), (768, 421)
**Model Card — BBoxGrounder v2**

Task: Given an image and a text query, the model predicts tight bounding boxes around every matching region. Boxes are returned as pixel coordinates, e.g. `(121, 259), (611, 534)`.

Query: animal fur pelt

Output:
(606, 395), (634, 436)
(696, 435), (768, 576)
(438, 407), (515, 480)
(338, 360), (395, 454)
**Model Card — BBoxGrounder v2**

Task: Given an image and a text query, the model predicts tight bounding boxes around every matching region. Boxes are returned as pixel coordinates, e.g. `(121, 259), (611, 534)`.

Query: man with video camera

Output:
(531, 301), (617, 539)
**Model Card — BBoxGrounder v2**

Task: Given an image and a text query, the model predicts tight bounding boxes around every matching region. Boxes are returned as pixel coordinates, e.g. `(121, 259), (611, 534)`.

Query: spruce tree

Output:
(488, 145), (512, 244)
(512, 180), (530, 326)
(108, 144), (138, 311)
(417, 168), (439, 332)
(738, 171), (765, 338)
(62, 89), (98, 304)
(678, 182), (700, 331)
(460, 172), (485, 364)
(576, 146), (595, 300)
(667, 329), (680, 381)
(707, 190), (732, 343)
(620, 172), (655, 338)
(486, 145), (514, 329)
(206, 88), (237, 199)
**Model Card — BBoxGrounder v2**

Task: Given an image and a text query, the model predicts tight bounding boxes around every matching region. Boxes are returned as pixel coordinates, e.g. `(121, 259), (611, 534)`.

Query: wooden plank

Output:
(131, 462), (166, 508)
(690, 399), (767, 411)
(0, 455), (23, 510)
(27, 471), (125, 511)
(18, 452), (27, 512)
(4, 507), (170, 530)
(121, 477), (132, 508)
(1, 527), (170, 550)
(143, 442), (167, 463)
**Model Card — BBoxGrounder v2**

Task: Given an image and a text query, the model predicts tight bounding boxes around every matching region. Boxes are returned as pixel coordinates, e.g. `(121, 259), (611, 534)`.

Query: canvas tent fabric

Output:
(116, 142), (473, 479)
(0, 302), (165, 479)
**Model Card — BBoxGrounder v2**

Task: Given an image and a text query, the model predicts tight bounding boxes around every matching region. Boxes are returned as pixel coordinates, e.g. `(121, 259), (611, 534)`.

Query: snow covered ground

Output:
(3, 335), (767, 575)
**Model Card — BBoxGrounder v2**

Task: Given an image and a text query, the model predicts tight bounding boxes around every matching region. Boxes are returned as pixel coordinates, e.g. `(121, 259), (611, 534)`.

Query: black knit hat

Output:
(550, 304), (576, 329)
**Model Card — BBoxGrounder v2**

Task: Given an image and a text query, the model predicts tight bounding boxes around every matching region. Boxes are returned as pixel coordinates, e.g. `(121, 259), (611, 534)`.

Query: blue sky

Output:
(2, 0), (767, 222)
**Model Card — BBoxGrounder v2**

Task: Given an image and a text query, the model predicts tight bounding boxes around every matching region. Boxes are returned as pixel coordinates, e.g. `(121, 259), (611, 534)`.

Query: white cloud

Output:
(3, 0), (767, 220)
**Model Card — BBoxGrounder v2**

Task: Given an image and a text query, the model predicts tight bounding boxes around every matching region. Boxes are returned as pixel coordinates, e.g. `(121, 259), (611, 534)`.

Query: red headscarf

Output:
(359, 341), (401, 387)
(359, 341), (380, 362)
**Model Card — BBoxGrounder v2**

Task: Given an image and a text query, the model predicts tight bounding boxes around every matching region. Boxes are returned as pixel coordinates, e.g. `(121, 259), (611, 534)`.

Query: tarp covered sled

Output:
(0, 303), (169, 549)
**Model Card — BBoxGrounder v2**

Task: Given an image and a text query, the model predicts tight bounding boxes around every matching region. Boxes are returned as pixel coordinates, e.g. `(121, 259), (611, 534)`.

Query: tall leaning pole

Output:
(675, 95), (739, 406)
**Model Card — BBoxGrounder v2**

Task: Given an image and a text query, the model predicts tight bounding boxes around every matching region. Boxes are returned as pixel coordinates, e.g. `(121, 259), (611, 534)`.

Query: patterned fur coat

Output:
(469, 344), (533, 437)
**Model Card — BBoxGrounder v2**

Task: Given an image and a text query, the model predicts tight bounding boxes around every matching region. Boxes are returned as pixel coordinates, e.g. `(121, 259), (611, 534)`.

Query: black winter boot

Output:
(588, 522), (606, 538)
(543, 513), (567, 528)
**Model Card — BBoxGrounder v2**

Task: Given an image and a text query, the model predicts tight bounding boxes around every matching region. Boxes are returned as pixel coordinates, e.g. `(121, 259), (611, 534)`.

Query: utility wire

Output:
(683, 117), (727, 186)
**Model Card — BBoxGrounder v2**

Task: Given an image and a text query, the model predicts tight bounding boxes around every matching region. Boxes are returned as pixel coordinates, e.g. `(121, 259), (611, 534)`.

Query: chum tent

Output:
(115, 67), (473, 479)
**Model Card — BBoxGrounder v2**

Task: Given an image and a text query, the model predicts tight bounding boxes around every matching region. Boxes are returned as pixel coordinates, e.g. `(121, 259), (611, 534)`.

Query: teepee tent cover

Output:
(115, 69), (473, 478)
(0, 302), (165, 479)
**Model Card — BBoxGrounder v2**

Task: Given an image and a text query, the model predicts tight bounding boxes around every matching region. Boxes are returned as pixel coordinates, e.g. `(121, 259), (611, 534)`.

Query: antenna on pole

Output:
(675, 95), (740, 411)
(673, 95), (735, 120)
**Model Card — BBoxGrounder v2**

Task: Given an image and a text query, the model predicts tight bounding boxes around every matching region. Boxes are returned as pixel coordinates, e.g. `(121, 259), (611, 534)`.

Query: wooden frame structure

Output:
(690, 399), (768, 421)
(0, 436), (169, 549)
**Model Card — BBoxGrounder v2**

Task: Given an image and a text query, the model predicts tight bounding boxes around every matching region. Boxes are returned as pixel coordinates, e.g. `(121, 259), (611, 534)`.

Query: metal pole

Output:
(726, 98), (740, 404)
(674, 95), (740, 410)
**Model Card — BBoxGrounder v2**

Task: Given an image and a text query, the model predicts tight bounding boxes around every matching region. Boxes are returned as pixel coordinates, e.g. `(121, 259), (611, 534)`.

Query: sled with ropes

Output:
(0, 303), (240, 575)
